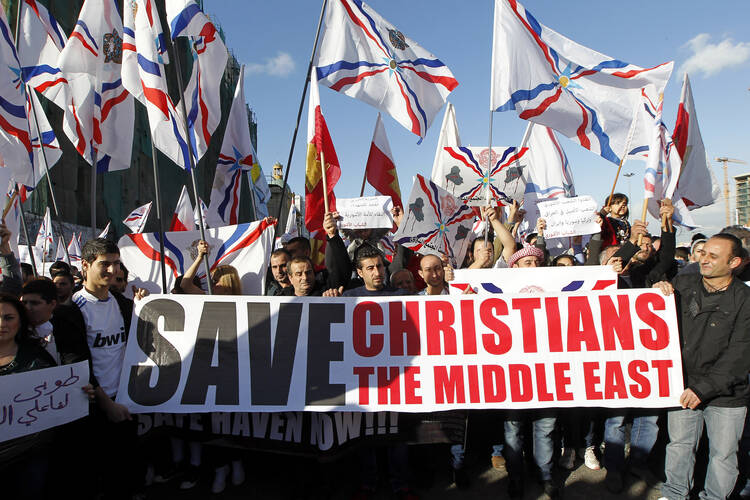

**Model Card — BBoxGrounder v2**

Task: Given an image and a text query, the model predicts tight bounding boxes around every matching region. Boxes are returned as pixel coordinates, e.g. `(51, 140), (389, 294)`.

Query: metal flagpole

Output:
(272, 0), (329, 243)
(483, 111), (494, 245)
(90, 151), (97, 237)
(14, 189), (38, 277)
(168, 38), (212, 294)
(150, 133), (168, 292)
(14, 0), (70, 264)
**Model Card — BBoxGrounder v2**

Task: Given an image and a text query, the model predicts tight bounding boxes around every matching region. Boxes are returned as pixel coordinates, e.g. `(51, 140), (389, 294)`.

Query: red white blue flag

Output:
(490, 0), (673, 165)
(208, 67), (254, 226)
(315, 0), (458, 139)
(392, 174), (475, 267)
(123, 201), (152, 234)
(170, 185), (195, 232)
(118, 219), (275, 294)
(67, 233), (82, 266)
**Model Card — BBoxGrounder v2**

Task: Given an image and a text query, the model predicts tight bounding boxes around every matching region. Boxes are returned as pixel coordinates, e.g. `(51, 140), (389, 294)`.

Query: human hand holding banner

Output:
(117, 290), (682, 413)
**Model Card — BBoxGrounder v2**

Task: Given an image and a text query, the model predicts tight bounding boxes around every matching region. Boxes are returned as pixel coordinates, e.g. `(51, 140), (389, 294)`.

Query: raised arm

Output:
(180, 240), (208, 295)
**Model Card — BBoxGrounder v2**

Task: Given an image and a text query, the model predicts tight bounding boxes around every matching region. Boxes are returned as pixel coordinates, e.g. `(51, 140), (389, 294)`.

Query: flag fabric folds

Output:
(118, 219), (275, 294)
(392, 174), (475, 268)
(365, 114), (402, 209)
(57, 0), (134, 173)
(123, 201), (152, 234)
(35, 206), (53, 254)
(430, 102), (461, 184)
(170, 185), (195, 232)
(671, 73), (720, 211)
(208, 67), (254, 226)
(98, 221), (111, 238)
(524, 124), (575, 203)
(193, 196), (208, 229)
(315, 0), (458, 139)
(248, 164), (271, 220)
(67, 233), (82, 266)
(433, 146), (530, 206)
(54, 238), (66, 263)
(490, 0), (673, 165)
(305, 68), (341, 268)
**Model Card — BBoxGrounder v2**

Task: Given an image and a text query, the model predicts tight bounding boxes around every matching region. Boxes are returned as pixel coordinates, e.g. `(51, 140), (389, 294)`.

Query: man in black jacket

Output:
(654, 233), (750, 500)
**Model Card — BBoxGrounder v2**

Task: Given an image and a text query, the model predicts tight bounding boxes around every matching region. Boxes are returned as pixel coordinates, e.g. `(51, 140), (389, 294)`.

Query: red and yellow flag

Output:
(305, 68), (341, 268)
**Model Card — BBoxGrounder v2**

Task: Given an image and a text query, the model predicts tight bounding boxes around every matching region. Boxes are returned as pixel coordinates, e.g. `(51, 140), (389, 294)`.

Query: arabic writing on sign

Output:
(1, 361), (89, 443)
(536, 195), (600, 239)
(337, 196), (394, 230)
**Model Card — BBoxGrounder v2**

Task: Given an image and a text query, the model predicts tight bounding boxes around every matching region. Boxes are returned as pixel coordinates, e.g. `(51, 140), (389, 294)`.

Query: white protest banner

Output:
(434, 146), (530, 205)
(536, 196), (600, 239)
(449, 266), (617, 294)
(337, 196), (393, 230)
(0, 362), (89, 442)
(392, 174), (475, 267)
(118, 219), (275, 294)
(117, 290), (682, 413)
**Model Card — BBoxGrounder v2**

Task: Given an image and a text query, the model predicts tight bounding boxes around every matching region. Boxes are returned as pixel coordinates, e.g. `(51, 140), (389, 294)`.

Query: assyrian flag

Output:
(642, 89), (694, 228)
(392, 174), (475, 267)
(67, 233), (82, 266)
(490, 0), (673, 165)
(35, 206), (53, 257)
(249, 163), (271, 220)
(54, 238), (67, 263)
(315, 0), (458, 139)
(166, 0), (227, 163)
(57, 0), (134, 173)
(193, 197), (208, 229)
(170, 185), (195, 232)
(306, 68), (341, 268)
(208, 67), (254, 226)
(122, 0), (191, 171)
(671, 73), (720, 211)
(118, 219), (276, 294)
(98, 221), (111, 238)
(430, 102), (461, 184)
(279, 202), (299, 245)
(434, 146), (530, 206)
(123, 201), (152, 234)
(380, 233), (396, 262)
(365, 113), (402, 209)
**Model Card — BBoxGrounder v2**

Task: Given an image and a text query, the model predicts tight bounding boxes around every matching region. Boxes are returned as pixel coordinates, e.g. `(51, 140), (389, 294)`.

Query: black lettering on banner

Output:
(306, 303), (346, 406)
(128, 299), (184, 406)
(181, 302), (239, 405)
(247, 302), (302, 405)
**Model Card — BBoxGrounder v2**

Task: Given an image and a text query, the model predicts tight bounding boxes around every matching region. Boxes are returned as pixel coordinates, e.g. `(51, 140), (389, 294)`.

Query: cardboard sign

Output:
(117, 291), (682, 413)
(536, 196), (600, 239)
(337, 196), (394, 229)
(0, 362), (89, 442)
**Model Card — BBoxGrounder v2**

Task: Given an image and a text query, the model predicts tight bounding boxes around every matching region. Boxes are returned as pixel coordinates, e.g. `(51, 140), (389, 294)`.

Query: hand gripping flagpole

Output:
(14, 0), (70, 265)
(168, 38), (213, 295)
(149, 131), (168, 292)
(272, 0), (329, 244)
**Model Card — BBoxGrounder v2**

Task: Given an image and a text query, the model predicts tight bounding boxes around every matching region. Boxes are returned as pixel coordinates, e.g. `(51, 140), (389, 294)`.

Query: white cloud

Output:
(680, 33), (750, 78)
(245, 51), (295, 77)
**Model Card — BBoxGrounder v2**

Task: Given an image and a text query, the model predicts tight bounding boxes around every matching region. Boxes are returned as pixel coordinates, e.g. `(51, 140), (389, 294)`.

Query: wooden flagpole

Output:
(272, 0), (329, 244)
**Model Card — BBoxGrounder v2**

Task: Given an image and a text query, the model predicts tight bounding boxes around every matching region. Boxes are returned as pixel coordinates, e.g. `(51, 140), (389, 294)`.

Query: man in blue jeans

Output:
(653, 233), (750, 500)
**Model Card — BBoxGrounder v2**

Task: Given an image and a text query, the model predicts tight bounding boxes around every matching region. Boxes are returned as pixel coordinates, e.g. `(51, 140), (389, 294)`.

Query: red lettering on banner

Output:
(636, 294), (669, 350)
(480, 298), (512, 355)
(512, 297), (541, 353)
(534, 364), (554, 402)
(604, 361), (628, 399)
(482, 365), (506, 402)
(599, 295), (634, 350)
(554, 363), (574, 400)
(389, 301), (420, 356)
(467, 365), (481, 403)
(377, 366), (400, 404)
(508, 364), (533, 402)
(433, 365), (465, 404)
(404, 366), (422, 404)
(353, 366), (374, 405)
(425, 301), (457, 355)
(545, 297), (563, 352)
(353, 302), (383, 357)
(460, 300), (477, 355)
(651, 359), (673, 396)
(567, 296), (600, 352)
(583, 362), (603, 400)
(628, 360), (650, 399)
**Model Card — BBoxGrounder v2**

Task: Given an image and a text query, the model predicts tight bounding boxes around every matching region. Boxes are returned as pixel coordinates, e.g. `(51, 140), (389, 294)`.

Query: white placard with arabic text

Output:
(0, 361), (89, 442)
(337, 196), (393, 229)
(537, 196), (600, 239)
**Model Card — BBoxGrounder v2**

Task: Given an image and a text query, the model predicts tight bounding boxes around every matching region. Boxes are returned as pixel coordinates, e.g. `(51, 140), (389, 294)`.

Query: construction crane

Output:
(715, 157), (748, 226)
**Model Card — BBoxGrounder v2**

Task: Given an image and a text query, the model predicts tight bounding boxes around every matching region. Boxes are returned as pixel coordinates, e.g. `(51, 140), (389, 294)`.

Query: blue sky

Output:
(206, 0), (750, 243)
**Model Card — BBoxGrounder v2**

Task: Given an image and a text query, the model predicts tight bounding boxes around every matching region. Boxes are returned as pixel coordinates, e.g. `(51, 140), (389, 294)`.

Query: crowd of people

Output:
(1, 192), (750, 500)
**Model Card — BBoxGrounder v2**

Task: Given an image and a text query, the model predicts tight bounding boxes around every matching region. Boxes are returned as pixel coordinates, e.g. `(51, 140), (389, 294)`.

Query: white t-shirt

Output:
(73, 288), (127, 397)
